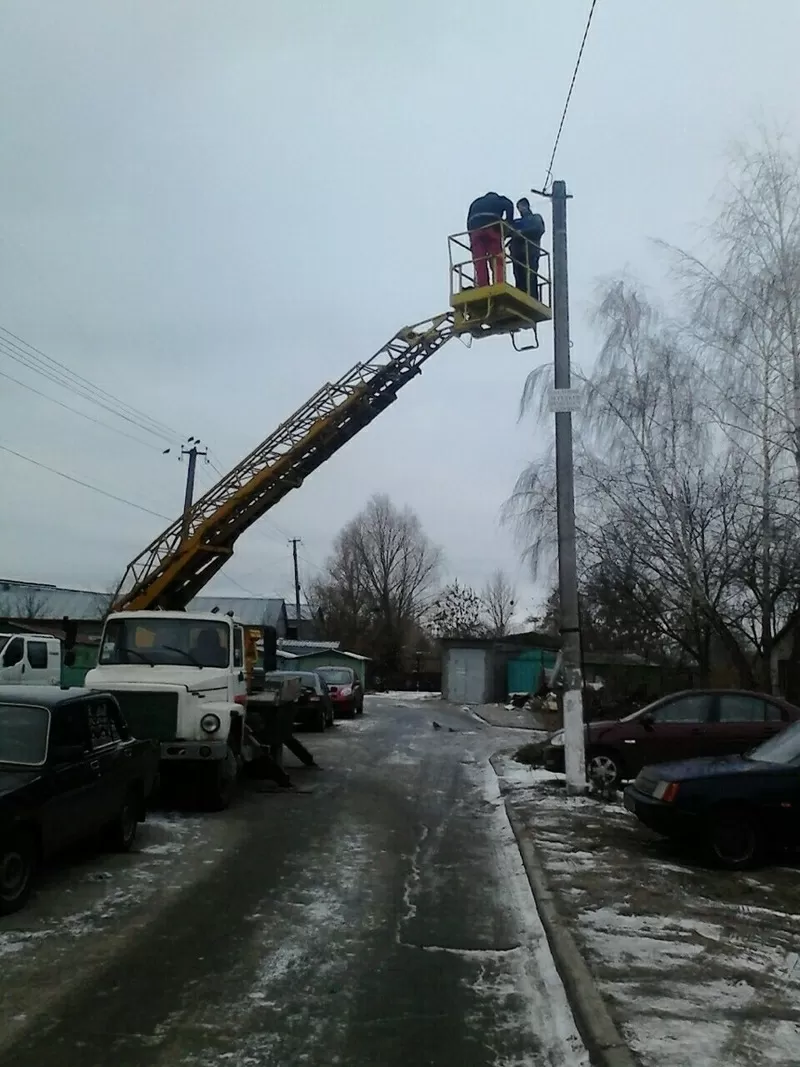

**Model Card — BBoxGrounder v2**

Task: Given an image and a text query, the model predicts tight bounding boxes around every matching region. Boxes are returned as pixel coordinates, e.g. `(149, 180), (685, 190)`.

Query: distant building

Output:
(0, 579), (290, 641)
(285, 602), (322, 641)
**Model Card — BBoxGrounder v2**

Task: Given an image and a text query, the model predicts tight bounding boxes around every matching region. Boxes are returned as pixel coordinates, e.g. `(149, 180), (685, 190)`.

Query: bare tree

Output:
(14, 590), (48, 620)
(508, 282), (765, 685)
(481, 569), (515, 637)
(429, 580), (486, 639)
(311, 494), (441, 674)
(92, 575), (125, 619)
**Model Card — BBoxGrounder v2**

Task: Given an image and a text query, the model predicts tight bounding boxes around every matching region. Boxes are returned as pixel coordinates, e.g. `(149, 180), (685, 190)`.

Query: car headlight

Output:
(340, 686), (353, 697)
(653, 780), (680, 802)
(549, 730), (565, 748)
(200, 713), (221, 734)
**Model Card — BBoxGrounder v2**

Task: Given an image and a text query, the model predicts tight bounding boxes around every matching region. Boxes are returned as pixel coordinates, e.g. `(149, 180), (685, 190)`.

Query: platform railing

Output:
(448, 222), (551, 310)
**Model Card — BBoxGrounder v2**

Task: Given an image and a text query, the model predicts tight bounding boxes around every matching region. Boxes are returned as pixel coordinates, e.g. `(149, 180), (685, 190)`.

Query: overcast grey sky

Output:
(1, 0), (799, 613)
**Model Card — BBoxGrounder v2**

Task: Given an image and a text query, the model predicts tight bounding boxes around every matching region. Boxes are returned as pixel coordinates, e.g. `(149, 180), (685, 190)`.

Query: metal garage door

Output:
(446, 647), (488, 705)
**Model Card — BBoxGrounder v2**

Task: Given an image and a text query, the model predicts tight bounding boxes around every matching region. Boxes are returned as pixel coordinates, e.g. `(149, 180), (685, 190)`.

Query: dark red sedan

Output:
(542, 689), (800, 787)
(315, 667), (364, 718)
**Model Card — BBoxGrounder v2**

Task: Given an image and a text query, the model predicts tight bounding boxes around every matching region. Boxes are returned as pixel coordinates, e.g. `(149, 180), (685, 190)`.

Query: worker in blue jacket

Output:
(466, 192), (514, 287)
(509, 198), (545, 298)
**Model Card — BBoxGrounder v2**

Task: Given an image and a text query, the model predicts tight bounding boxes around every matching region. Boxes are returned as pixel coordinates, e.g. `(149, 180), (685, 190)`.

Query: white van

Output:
(0, 633), (62, 685)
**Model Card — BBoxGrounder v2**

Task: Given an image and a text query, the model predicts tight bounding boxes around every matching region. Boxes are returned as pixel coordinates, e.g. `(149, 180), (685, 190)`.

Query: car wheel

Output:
(204, 745), (238, 811)
(706, 806), (760, 869)
(357, 699), (364, 716)
(0, 830), (36, 916)
(310, 706), (326, 732)
(586, 749), (622, 789)
(106, 788), (141, 852)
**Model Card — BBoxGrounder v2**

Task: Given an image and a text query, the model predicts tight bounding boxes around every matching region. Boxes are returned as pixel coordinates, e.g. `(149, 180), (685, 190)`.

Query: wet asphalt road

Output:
(1, 697), (585, 1067)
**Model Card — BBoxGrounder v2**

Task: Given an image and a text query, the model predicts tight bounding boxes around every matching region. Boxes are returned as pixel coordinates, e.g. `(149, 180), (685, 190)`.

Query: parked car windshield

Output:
(317, 668), (353, 685)
(0, 704), (49, 766)
(99, 618), (230, 668)
(747, 721), (800, 765)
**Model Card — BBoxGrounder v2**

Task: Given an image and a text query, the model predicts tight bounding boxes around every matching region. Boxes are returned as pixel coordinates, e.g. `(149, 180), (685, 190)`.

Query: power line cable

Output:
(0, 367), (164, 452)
(0, 324), (179, 439)
(0, 442), (171, 520)
(2, 441), (272, 596)
(543, 0), (600, 190)
(0, 328), (180, 445)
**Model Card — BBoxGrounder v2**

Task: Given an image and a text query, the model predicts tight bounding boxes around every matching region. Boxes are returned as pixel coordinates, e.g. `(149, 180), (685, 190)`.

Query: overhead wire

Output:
(3, 441), (276, 597)
(0, 327), (180, 445)
(0, 442), (171, 520)
(0, 366), (164, 452)
(543, 0), (601, 190)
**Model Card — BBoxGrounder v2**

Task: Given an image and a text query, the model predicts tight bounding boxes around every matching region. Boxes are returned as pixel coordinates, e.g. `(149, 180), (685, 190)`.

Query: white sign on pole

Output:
(547, 386), (583, 413)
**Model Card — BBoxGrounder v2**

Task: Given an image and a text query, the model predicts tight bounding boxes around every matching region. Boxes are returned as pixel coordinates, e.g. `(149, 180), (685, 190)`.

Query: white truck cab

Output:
(85, 611), (248, 808)
(0, 633), (61, 686)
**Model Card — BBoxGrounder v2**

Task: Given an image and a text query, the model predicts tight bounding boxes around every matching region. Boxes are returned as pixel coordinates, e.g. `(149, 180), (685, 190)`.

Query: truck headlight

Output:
(200, 713), (221, 734)
(549, 730), (565, 748)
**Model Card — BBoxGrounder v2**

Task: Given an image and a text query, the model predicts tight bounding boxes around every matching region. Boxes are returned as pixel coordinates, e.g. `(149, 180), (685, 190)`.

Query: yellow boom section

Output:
(113, 313), (455, 611)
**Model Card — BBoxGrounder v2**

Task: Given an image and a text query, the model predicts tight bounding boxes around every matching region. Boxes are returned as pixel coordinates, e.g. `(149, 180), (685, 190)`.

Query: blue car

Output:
(624, 721), (800, 869)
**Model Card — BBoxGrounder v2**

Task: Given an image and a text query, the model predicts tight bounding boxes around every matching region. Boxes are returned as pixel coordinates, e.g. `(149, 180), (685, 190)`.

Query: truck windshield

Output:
(99, 619), (230, 668)
(0, 705), (49, 766)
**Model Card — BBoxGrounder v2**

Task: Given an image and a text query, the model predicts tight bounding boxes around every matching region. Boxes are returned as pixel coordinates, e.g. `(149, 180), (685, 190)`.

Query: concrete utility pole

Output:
(180, 438), (207, 543)
(550, 179), (587, 794)
(289, 538), (302, 625)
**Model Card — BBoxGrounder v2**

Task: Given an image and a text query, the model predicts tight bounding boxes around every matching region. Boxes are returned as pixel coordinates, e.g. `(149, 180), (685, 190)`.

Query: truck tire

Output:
(106, 788), (141, 852)
(0, 830), (36, 916)
(204, 745), (238, 811)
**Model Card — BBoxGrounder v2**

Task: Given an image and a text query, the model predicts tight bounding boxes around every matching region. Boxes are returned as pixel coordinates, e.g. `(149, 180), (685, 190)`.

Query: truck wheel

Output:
(204, 746), (238, 811)
(0, 830), (36, 916)
(106, 788), (141, 852)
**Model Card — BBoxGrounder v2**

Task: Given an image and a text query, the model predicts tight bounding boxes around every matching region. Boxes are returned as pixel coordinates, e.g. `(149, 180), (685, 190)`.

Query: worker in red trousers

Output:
(466, 191), (514, 287)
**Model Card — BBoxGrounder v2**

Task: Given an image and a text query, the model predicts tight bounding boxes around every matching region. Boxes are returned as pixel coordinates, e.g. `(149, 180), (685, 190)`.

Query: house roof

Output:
(278, 639), (340, 655)
(0, 580), (289, 630)
(301, 649), (371, 662)
(188, 596), (287, 628)
(0, 580), (108, 621)
(285, 602), (316, 622)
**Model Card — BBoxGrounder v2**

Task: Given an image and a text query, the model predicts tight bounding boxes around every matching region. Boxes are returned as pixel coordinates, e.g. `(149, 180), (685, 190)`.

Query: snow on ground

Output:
(464, 759), (590, 1066)
(0, 813), (214, 966)
(371, 690), (441, 701)
(496, 767), (800, 1067)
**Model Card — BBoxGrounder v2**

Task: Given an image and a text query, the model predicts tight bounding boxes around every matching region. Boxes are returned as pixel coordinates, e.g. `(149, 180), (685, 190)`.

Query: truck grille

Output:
(108, 690), (179, 742)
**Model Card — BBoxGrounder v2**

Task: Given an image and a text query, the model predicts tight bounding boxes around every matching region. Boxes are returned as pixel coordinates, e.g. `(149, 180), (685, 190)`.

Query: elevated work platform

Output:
(448, 225), (552, 342)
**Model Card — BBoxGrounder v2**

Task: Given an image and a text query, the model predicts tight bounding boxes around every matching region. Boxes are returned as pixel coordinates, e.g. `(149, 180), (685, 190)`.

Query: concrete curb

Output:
(494, 761), (638, 1067)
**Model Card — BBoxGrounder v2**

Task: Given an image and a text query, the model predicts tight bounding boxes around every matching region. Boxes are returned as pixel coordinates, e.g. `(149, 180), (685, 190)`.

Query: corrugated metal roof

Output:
(0, 580), (108, 621)
(0, 580), (289, 629)
(285, 602), (315, 622)
(299, 649), (371, 662)
(278, 639), (340, 654)
(188, 597), (287, 627)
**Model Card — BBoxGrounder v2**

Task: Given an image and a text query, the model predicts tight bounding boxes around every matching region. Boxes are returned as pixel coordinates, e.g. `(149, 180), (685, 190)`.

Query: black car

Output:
(0, 686), (159, 914)
(263, 671), (334, 731)
(624, 720), (800, 869)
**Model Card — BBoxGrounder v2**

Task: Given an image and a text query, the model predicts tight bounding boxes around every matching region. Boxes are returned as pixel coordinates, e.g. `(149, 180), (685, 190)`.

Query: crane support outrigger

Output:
(83, 229), (551, 807)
